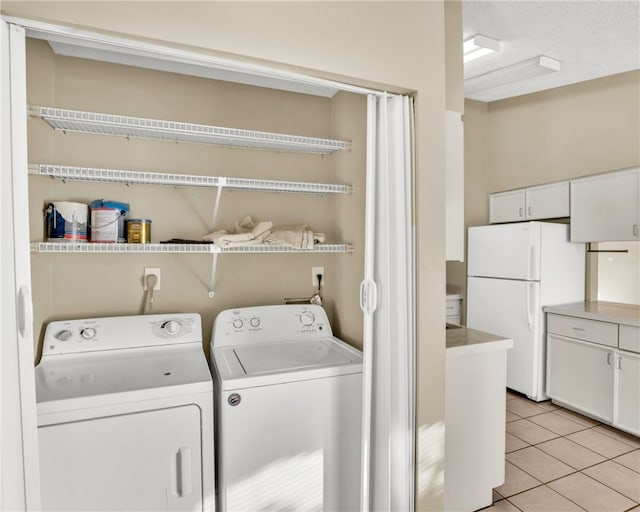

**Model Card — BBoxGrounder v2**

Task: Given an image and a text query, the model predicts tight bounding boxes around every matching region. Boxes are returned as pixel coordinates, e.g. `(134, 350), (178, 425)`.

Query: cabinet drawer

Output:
(619, 325), (640, 353)
(547, 314), (618, 348)
(446, 315), (461, 325)
(446, 299), (461, 316)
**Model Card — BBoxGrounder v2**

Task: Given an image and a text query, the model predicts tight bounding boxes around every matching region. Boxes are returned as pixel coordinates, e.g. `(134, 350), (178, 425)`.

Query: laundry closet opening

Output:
(26, 36), (367, 358)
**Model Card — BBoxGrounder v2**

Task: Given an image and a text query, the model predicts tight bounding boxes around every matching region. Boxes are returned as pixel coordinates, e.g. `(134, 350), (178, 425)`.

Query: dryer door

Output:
(39, 405), (202, 511)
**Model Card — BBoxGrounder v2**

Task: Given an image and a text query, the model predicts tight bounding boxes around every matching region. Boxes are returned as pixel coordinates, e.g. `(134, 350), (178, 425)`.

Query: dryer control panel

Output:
(212, 305), (332, 348)
(42, 313), (202, 356)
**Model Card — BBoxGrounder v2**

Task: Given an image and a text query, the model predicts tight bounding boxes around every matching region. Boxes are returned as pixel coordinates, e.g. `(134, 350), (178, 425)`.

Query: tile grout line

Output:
(589, 425), (640, 450)
(500, 446), (640, 508)
(498, 399), (640, 512)
(575, 470), (640, 506)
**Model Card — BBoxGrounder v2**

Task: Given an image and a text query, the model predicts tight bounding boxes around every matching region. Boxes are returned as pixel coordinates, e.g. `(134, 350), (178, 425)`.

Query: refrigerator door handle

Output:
(526, 282), (534, 332)
(527, 243), (536, 281)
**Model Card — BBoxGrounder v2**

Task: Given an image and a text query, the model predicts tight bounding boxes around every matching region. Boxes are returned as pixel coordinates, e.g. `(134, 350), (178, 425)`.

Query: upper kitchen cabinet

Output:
(489, 181), (569, 224)
(446, 110), (464, 261)
(570, 167), (640, 242)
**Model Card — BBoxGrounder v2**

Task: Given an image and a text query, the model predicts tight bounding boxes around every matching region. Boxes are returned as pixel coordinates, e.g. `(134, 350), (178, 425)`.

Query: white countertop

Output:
(544, 301), (640, 327)
(446, 325), (513, 357)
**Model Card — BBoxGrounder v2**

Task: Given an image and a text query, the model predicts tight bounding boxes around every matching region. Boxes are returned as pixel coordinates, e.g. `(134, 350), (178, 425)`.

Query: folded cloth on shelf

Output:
(203, 216), (272, 247)
(265, 224), (325, 250)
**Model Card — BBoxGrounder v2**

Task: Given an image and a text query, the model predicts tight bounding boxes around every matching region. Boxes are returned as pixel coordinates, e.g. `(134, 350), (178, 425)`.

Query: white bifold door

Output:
(467, 276), (542, 398)
(360, 93), (415, 512)
(1, 20), (40, 511)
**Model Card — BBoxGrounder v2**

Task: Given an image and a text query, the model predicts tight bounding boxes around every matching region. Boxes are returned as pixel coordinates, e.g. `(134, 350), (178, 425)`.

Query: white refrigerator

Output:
(466, 222), (585, 401)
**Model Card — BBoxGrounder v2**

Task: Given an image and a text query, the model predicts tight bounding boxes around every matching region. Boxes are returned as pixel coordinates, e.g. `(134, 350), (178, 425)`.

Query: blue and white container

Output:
(45, 202), (88, 242)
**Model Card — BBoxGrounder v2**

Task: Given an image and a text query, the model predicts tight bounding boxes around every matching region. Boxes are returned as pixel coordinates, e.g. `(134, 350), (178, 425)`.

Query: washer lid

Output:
(235, 338), (353, 374)
(212, 336), (362, 390)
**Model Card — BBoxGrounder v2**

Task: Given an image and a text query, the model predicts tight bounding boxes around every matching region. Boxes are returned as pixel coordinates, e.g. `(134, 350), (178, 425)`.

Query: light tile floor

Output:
(480, 391), (640, 512)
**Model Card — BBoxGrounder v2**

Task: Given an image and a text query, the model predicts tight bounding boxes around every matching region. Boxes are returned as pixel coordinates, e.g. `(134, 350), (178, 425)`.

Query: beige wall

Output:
(487, 71), (640, 191)
(3, 2), (450, 509)
(447, 71), (640, 310)
(445, 0), (463, 113)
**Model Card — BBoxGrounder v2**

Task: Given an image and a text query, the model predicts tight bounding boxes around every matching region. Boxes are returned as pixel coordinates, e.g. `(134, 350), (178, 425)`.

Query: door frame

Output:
(1, 15), (416, 511)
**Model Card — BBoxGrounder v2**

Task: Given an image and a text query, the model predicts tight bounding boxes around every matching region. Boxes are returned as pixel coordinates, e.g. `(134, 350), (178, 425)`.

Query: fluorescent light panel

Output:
(463, 34), (500, 63)
(464, 56), (561, 95)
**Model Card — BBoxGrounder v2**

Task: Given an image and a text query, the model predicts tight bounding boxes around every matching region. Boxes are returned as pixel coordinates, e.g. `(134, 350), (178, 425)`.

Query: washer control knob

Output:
(80, 327), (96, 340)
(55, 329), (73, 341)
(232, 319), (244, 329)
(249, 317), (260, 328)
(300, 312), (315, 327)
(162, 320), (181, 335)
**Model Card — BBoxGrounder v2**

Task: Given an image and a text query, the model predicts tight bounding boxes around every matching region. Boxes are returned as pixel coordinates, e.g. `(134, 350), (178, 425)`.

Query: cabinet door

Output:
(615, 351), (640, 436)
(445, 110), (464, 261)
(39, 406), (203, 511)
(525, 182), (569, 220)
(547, 334), (614, 422)
(489, 189), (525, 224)
(571, 167), (640, 242)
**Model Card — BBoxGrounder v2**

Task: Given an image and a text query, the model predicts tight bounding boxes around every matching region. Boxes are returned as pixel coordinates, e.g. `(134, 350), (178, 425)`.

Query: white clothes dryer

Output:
(35, 313), (214, 512)
(210, 305), (362, 512)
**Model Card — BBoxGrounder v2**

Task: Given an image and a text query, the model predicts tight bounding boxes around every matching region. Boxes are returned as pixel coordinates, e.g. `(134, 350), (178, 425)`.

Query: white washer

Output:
(35, 313), (214, 512)
(210, 305), (362, 512)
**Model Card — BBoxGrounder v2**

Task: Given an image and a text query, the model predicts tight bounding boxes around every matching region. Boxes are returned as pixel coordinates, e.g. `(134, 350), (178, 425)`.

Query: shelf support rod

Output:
(208, 252), (219, 299)
(210, 179), (226, 231)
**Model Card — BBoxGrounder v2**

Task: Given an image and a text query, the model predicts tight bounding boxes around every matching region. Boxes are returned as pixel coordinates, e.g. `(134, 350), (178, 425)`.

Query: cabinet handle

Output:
(528, 206), (532, 216)
(519, 207), (524, 218)
(617, 357), (622, 370)
(634, 224), (639, 237)
(607, 352), (613, 365)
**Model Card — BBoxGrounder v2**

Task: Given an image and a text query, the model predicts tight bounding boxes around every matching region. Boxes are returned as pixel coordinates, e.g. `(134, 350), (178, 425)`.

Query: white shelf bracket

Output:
(208, 252), (219, 299)
(211, 179), (226, 231)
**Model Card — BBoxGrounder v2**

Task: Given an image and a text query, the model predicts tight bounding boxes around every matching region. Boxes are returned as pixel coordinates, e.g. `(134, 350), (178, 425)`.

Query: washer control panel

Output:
(212, 305), (331, 348)
(42, 313), (202, 356)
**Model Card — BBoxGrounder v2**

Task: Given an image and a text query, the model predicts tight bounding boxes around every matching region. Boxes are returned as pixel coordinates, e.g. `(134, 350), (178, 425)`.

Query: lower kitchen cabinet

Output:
(547, 334), (615, 423)
(546, 306), (640, 437)
(445, 330), (513, 512)
(615, 350), (640, 435)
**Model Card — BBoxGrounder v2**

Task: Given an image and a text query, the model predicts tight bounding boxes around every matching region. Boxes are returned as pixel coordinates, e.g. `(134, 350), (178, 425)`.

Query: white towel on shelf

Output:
(265, 225), (325, 250)
(203, 216), (272, 247)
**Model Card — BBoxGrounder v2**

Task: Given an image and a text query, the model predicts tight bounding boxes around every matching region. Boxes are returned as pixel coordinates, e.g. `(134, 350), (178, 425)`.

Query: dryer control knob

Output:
(300, 312), (315, 327)
(80, 327), (96, 340)
(162, 320), (181, 335)
(55, 329), (73, 341)
(249, 317), (260, 328)
(232, 319), (244, 329)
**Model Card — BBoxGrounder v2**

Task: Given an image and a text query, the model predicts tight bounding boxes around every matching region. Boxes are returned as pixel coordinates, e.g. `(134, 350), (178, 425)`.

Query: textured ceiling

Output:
(463, 0), (640, 102)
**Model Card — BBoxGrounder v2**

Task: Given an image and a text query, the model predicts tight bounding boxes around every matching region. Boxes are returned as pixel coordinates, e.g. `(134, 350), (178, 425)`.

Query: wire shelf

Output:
(29, 164), (352, 195)
(218, 244), (353, 254)
(31, 242), (353, 254)
(30, 106), (350, 154)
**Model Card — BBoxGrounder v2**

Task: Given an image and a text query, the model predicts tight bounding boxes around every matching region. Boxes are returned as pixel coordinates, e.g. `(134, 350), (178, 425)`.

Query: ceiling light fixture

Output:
(463, 34), (501, 63)
(464, 55), (561, 95)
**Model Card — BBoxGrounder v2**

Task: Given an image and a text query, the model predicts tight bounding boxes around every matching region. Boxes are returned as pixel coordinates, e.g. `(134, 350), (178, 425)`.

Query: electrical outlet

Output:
(143, 267), (161, 290)
(311, 266), (324, 286)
